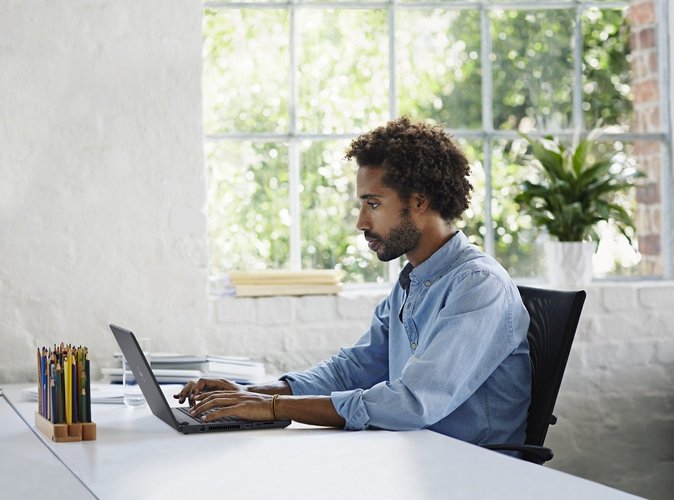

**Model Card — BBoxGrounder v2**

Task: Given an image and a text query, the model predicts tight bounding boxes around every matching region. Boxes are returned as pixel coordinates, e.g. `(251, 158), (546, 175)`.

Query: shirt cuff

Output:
(279, 371), (319, 396)
(331, 389), (370, 430)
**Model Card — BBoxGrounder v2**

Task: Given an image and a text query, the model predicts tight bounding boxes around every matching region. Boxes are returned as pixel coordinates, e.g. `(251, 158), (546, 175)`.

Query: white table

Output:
(1, 385), (641, 500)
(0, 390), (95, 499)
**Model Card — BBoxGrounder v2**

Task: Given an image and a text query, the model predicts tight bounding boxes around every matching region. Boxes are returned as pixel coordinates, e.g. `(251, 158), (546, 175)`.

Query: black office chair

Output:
(481, 285), (586, 465)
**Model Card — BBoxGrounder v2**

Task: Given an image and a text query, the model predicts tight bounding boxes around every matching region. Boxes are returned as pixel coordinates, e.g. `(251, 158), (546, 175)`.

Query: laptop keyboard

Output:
(177, 406), (240, 423)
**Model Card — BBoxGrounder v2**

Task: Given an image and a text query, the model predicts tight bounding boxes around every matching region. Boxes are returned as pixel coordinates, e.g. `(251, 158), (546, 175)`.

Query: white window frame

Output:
(203, 0), (673, 281)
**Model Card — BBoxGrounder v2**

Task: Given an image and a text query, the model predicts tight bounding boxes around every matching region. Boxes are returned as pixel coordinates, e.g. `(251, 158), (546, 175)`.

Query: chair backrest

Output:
(517, 285), (586, 448)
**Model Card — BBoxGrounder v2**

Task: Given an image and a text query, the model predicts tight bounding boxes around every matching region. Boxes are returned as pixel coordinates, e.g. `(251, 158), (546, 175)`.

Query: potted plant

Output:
(514, 129), (644, 286)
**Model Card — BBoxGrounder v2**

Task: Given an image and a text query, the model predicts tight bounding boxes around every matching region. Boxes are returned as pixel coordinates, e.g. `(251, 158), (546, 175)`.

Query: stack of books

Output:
(104, 353), (266, 385)
(227, 270), (342, 297)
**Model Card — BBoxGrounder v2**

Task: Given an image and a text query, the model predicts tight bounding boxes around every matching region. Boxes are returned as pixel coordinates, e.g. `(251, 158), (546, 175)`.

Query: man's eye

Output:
(368, 202), (380, 209)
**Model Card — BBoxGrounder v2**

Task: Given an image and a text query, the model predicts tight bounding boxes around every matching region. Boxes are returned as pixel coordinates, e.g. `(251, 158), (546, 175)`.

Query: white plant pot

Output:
(544, 241), (595, 287)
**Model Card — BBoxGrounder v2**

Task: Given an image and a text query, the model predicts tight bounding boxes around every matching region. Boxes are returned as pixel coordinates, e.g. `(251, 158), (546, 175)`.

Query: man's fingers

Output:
(190, 394), (236, 417)
(173, 380), (195, 403)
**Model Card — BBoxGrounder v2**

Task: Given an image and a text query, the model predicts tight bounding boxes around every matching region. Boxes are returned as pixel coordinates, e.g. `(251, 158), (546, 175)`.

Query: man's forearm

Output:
(247, 381), (344, 427)
(246, 380), (293, 396)
(275, 395), (346, 428)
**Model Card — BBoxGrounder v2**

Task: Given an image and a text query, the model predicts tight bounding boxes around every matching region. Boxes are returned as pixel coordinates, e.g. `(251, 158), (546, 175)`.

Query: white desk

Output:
(2, 384), (640, 500)
(0, 391), (95, 499)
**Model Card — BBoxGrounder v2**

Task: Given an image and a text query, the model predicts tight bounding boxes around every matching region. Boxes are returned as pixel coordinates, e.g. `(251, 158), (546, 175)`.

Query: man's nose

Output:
(356, 208), (369, 231)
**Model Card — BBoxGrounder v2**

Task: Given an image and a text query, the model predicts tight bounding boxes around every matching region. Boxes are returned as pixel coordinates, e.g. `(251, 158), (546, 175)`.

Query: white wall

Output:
(0, 0), (209, 382)
(1, 2), (673, 499)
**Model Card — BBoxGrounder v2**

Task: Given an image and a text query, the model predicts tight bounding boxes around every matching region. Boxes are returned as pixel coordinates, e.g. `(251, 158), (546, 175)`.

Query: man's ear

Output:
(411, 193), (429, 212)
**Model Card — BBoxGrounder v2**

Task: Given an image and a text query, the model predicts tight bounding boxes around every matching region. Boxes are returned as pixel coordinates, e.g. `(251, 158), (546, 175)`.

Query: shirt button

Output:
(410, 342), (417, 350)
(424, 280), (431, 287)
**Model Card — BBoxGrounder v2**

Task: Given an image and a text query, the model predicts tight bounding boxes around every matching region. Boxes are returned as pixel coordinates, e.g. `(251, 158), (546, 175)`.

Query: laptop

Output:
(109, 324), (291, 434)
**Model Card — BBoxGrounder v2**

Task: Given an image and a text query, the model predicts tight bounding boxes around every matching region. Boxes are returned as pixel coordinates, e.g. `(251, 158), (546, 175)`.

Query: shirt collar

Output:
(398, 262), (414, 292)
(404, 230), (469, 285)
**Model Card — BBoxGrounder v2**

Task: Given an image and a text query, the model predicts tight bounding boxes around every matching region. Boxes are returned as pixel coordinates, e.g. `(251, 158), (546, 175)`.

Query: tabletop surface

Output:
(0, 384), (641, 500)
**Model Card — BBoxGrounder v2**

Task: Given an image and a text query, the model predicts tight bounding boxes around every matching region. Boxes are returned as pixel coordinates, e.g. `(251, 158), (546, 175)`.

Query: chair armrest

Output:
(480, 443), (553, 465)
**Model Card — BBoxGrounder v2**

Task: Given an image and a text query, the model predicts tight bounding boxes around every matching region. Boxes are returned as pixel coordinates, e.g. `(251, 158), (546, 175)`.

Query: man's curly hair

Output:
(345, 117), (472, 223)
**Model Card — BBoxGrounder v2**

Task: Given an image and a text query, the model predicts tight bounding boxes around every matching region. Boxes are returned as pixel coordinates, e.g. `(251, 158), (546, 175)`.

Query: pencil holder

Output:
(35, 344), (95, 441)
(35, 412), (97, 442)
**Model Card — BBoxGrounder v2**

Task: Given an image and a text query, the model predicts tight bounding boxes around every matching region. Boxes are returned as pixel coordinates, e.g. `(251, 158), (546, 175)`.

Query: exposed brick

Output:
(637, 256), (663, 276)
(631, 49), (658, 80)
(636, 182), (660, 204)
(638, 27), (656, 50)
(632, 151), (661, 180)
(629, 1), (656, 25)
(636, 204), (661, 235)
(644, 105), (661, 131)
(633, 79), (659, 103)
(638, 233), (661, 255)
(633, 141), (660, 156)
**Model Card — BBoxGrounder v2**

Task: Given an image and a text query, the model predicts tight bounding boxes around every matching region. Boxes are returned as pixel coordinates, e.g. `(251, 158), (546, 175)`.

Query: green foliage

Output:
(203, 4), (636, 281)
(514, 130), (644, 243)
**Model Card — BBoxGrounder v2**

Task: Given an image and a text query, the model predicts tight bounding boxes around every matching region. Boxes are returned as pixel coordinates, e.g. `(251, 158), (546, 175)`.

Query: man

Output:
(176, 117), (531, 446)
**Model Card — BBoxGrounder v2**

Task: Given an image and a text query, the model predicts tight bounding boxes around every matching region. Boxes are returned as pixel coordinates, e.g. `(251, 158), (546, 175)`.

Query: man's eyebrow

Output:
(359, 193), (383, 200)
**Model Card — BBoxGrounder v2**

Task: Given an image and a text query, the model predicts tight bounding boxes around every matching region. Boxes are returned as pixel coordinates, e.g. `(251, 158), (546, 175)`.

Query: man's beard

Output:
(365, 211), (421, 262)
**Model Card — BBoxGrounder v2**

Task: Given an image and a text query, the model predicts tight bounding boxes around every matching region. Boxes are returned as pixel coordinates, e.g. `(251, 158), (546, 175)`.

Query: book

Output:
(232, 284), (342, 297)
(111, 352), (266, 383)
(102, 367), (204, 385)
(226, 270), (342, 297)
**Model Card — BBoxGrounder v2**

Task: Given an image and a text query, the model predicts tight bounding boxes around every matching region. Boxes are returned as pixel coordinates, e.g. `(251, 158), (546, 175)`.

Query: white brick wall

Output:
(208, 283), (674, 500)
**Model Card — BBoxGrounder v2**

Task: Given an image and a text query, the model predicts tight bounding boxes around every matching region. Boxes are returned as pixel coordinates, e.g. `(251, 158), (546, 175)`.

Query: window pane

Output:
(297, 9), (389, 134)
(397, 9), (482, 128)
(505, 137), (661, 279)
(491, 139), (543, 277)
(491, 9), (574, 131)
(300, 141), (389, 283)
(582, 8), (633, 130)
(207, 141), (290, 272)
(455, 139), (487, 249)
(460, 139), (542, 277)
(203, 9), (289, 134)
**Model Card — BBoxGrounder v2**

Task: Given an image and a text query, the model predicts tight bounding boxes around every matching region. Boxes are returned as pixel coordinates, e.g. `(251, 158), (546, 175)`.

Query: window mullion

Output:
(387, 1), (401, 280)
(572, 7), (583, 132)
(288, 1), (301, 271)
(481, 4), (495, 257)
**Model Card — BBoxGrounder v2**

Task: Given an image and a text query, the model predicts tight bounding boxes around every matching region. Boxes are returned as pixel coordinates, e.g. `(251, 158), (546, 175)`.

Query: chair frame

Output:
(482, 285), (586, 464)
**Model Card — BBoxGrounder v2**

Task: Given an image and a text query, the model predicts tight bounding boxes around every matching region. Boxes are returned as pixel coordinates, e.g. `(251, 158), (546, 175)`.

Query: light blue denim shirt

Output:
(282, 231), (531, 445)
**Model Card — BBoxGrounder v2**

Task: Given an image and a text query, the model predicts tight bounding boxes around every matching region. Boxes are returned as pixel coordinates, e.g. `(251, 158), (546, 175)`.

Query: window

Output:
(203, 0), (672, 285)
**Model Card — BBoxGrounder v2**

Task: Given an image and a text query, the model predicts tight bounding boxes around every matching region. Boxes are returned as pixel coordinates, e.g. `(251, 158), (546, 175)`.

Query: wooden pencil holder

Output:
(35, 412), (97, 442)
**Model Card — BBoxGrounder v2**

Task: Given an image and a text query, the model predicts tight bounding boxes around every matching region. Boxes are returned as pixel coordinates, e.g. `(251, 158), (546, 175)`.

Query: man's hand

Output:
(173, 378), (246, 406)
(189, 391), (275, 422)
